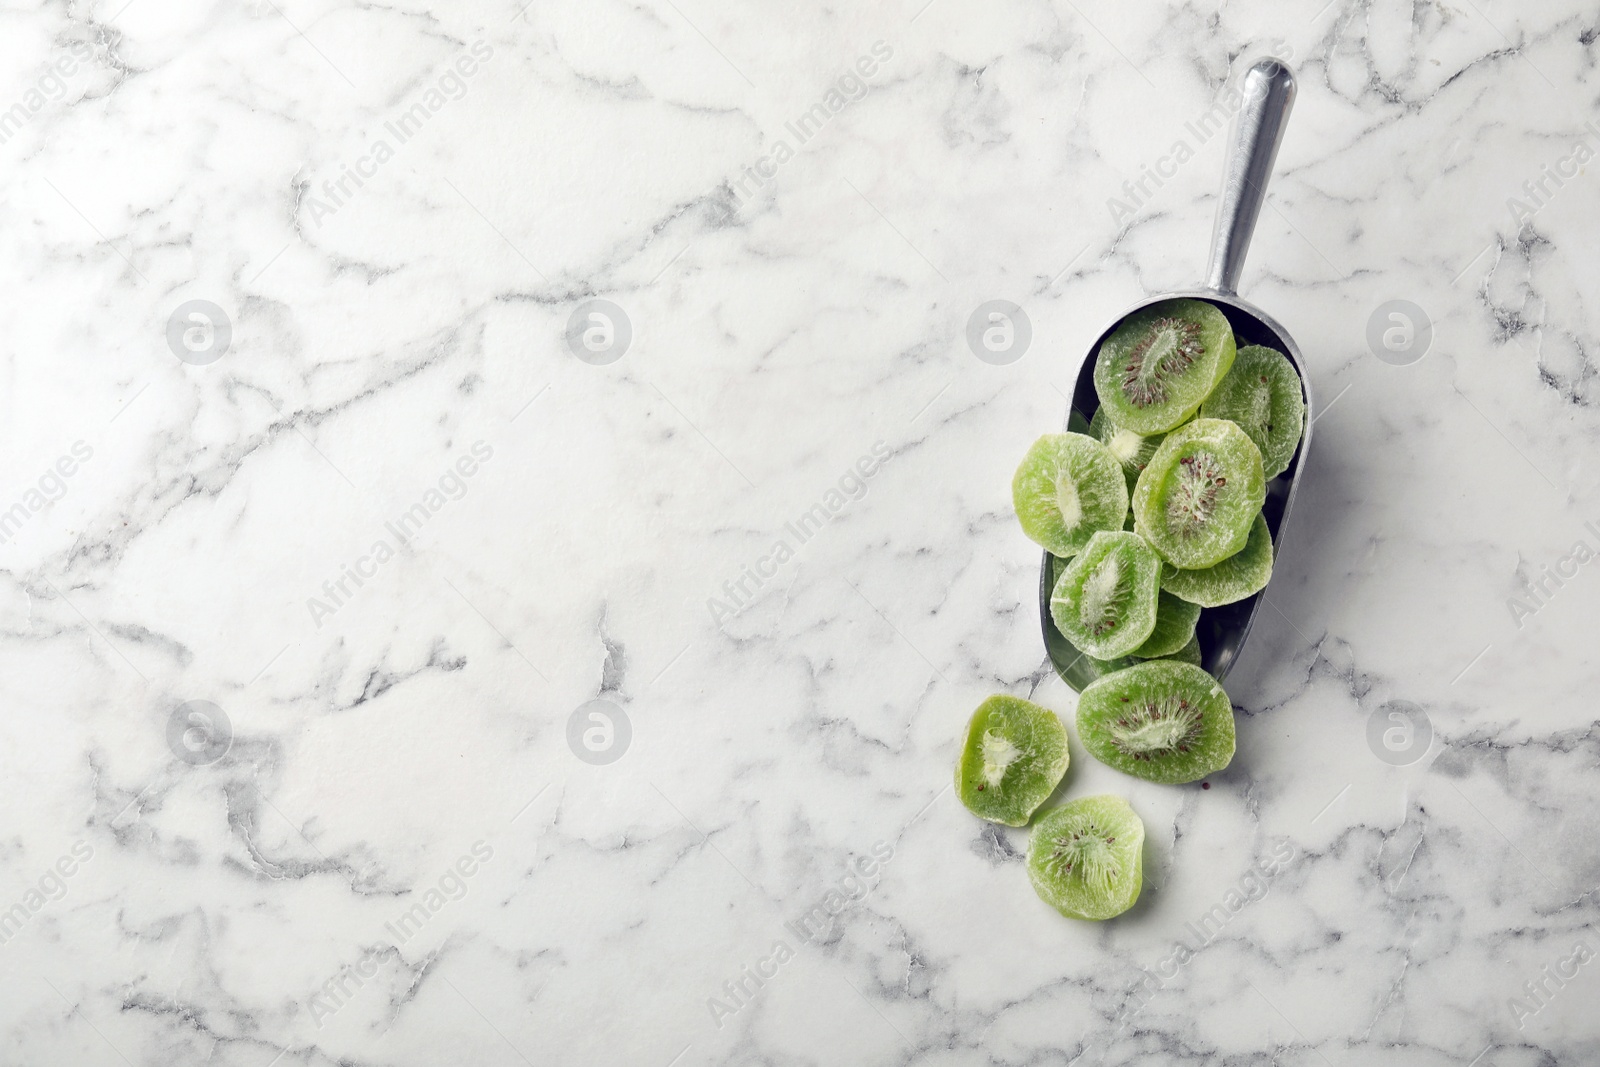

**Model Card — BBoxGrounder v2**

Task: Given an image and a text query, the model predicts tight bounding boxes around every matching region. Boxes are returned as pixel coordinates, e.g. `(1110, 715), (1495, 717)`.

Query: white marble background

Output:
(0, 0), (1596, 1063)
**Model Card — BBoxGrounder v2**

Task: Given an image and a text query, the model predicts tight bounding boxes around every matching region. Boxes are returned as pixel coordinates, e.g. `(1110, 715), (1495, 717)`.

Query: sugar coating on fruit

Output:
(1106, 427), (1146, 464)
(1046, 552), (1141, 692)
(1089, 407), (1169, 494)
(1248, 387), (1272, 435)
(1122, 316), (1203, 408)
(1055, 474), (1082, 530)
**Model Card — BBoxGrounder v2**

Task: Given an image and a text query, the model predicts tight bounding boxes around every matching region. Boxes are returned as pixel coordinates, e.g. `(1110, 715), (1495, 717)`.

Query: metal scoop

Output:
(1041, 57), (1307, 690)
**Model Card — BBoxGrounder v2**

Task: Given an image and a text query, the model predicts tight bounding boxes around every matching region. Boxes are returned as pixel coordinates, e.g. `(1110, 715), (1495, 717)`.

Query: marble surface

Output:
(1, 0), (1598, 1064)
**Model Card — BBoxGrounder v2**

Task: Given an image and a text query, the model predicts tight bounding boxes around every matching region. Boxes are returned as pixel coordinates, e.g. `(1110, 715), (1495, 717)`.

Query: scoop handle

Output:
(1205, 58), (1296, 296)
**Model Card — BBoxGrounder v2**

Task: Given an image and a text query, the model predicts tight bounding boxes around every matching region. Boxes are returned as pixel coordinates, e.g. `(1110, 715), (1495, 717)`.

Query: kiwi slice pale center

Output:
(1106, 427), (1145, 464)
(1078, 553), (1130, 636)
(1166, 450), (1226, 537)
(1248, 380), (1274, 436)
(1054, 472), (1083, 529)
(979, 729), (1022, 789)
(1044, 822), (1121, 892)
(1124, 317), (1203, 408)
(1108, 695), (1204, 759)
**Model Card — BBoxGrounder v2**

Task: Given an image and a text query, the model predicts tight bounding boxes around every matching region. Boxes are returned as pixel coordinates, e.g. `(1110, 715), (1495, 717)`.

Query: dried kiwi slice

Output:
(1027, 795), (1144, 920)
(1046, 552), (1142, 686)
(1200, 345), (1305, 480)
(1163, 512), (1274, 608)
(1151, 633), (1202, 666)
(955, 695), (1070, 826)
(1049, 531), (1161, 660)
(1128, 591), (1201, 658)
(1012, 433), (1129, 558)
(1046, 552), (1139, 681)
(1076, 661), (1236, 784)
(1093, 299), (1236, 434)
(1089, 406), (1167, 494)
(1132, 419), (1265, 569)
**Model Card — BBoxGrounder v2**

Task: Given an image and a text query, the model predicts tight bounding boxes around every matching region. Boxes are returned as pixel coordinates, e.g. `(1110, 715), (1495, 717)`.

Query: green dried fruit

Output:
(955, 695), (1070, 826)
(1093, 299), (1236, 434)
(1012, 433), (1129, 558)
(1027, 795), (1145, 920)
(1150, 633), (1202, 666)
(1133, 419), (1265, 569)
(1076, 661), (1235, 784)
(1129, 591), (1202, 658)
(1200, 344), (1305, 480)
(1049, 531), (1162, 660)
(1090, 406), (1168, 494)
(1163, 512), (1274, 608)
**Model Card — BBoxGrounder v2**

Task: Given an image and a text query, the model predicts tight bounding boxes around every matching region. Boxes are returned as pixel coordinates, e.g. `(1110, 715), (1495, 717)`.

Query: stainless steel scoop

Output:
(1041, 57), (1308, 690)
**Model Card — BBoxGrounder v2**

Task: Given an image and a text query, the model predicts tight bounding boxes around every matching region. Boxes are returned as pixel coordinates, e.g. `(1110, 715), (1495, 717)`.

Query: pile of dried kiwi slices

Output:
(955, 298), (1304, 922)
